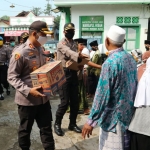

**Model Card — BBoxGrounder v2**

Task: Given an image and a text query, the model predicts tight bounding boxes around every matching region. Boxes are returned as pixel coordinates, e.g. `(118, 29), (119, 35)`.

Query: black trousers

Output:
(0, 65), (9, 94)
(87, 73), (98, 95)
(130, 132), (150, 150)
(18, 101), (55, 150)
(56, 68), (79, 124)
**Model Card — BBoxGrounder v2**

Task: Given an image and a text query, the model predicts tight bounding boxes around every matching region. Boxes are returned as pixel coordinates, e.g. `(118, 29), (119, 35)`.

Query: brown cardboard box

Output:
(66, 54), (90, 71)
(30, 61), (66, 96)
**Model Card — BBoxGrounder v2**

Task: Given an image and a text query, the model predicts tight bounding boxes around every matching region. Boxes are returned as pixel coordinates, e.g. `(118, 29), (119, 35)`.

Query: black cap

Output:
(64, 23), (75, 31)
(29, 20), (53, 34)
(74, 38), (87, 45)
(20, 32), (29, 39)
(90, 40), (98, 47)
(145, 40), (150, 44)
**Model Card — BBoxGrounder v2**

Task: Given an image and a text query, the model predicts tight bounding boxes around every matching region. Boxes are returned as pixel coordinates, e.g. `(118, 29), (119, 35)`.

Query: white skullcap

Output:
(107, 25), (126, 43)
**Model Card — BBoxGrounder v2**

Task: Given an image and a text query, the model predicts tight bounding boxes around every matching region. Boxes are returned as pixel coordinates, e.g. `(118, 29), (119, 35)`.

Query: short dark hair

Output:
(29, 29), (39, 35)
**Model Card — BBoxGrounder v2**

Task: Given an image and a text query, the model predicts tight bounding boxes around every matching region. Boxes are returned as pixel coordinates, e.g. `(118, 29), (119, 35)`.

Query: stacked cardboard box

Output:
(30, 61), (66, 96)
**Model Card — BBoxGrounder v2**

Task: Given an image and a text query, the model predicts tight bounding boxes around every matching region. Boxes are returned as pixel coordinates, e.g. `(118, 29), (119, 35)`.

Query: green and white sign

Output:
(80, 16), (104, 31)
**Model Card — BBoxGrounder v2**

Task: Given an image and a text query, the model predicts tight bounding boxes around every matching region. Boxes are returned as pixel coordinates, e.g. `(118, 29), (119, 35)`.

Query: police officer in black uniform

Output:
(20, 32), (29, 45)
(0, 36), (10, 100)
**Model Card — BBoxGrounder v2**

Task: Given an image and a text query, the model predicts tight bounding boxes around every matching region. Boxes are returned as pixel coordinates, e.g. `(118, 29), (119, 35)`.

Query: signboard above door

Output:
(80, 16), (104, 31)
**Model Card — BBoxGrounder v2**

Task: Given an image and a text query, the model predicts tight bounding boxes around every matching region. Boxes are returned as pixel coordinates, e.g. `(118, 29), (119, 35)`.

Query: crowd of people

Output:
(0, 20), (150, 150)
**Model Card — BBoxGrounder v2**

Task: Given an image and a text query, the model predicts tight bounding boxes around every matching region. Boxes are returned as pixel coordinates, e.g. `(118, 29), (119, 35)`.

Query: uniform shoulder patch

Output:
(14, 53), (21, 60)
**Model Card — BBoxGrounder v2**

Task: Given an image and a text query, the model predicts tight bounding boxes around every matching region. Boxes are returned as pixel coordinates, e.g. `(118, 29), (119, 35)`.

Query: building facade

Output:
(4, 11), (54, 43)
(54, 0), (150, 52)
(0, 19), (10, 42)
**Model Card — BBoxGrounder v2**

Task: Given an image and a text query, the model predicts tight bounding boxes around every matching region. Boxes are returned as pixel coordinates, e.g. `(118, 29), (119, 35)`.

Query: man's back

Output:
(88, 48), (137, 132)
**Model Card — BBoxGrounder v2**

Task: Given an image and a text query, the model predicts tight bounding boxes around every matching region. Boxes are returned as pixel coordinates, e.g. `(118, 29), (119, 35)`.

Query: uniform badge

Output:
(68, 24), (72, 27)
(14, 53), (20, 60)
(29, 52), (34, 56)
(32, 60), (37, 64)
(62, 42), (66, 45)
(32, 66), (37, 71)
(29, 44), (34, 49)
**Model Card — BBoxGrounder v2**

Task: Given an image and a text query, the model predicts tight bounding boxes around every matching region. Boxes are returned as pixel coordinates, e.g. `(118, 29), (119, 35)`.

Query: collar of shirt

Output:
(108, 47), (123, 56)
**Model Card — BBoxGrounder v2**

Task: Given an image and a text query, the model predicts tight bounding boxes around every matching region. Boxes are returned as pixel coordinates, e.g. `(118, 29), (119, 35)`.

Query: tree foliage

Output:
(1, 15), (10, 21)
(53, 15), (60, 40)
(53, 15), (60, 30)
(31, 7), (43, 16)
(44, 3), (52, 16)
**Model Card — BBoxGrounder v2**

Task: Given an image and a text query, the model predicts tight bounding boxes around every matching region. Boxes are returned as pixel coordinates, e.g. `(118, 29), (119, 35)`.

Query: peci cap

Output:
(90, 40), (98, 47)
(64, 23), (75, 31)
(20, 32), (29, 39)
(74, 38), (87, 45)
(29, 20), (53, 34)
(144, 40), (150, 45)
(107, 25), (125, 43)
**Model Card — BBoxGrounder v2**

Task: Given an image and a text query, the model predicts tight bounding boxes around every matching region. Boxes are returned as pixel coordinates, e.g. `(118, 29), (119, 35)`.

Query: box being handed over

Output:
(30, 61), (66, 96)
(66, 54), (90, 71)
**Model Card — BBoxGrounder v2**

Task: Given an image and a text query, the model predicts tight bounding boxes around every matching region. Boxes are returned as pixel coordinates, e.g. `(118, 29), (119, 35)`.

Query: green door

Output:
(120, 26), (140, 52)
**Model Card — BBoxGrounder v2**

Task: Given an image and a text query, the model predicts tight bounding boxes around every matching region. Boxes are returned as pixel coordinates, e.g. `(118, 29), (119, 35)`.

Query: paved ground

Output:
(0, 88), (99, 150)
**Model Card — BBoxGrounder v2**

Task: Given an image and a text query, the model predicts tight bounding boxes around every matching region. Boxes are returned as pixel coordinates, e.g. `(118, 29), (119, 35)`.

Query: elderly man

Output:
(82, 25), (137, 150)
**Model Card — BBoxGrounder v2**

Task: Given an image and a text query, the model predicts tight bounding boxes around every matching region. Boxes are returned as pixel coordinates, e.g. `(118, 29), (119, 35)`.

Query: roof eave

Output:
(54, 1), (149, 6)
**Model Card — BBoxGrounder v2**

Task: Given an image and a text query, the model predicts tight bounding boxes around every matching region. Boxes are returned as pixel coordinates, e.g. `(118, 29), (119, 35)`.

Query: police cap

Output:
(20, 32), (29, 39)
(64, 23), (75, 31)
(29, 20), (53, 34)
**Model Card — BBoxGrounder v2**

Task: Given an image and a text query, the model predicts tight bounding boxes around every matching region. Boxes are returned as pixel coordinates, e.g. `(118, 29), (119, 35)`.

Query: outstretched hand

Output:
(82, 123), (93, 139)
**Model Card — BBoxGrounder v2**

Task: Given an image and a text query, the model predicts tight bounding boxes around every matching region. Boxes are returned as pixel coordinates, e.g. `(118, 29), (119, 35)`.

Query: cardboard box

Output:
(66, 54), (90, 71)
(30, 61), (66, 96)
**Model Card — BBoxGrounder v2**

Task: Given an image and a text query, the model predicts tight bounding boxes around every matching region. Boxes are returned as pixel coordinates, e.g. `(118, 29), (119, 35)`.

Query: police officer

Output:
(8, 21), (55, 150)
(8, 38), (16, 56)
(54, 23), (86, 136)
(20, 32), (29, 45)
(0, 36), (10, 100)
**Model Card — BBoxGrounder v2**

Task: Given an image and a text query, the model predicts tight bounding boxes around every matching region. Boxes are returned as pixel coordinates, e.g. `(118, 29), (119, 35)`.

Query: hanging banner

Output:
(4, 30), (29, 36)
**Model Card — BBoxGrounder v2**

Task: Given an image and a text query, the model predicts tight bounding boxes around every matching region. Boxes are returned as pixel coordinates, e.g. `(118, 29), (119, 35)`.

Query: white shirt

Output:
(82, 47), (90, 68)
(82, 47), (90, 56)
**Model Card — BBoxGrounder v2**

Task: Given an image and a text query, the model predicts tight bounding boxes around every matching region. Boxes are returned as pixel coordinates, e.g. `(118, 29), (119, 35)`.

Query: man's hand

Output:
(82, 123), (93, 139)
(29, 86), (46, 97)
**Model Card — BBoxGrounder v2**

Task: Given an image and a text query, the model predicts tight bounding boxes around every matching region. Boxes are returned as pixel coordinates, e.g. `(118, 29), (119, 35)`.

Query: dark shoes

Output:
(0, 94), (4, 100)
(54, 123), (64, 136)
(68, 124), (82, 133)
